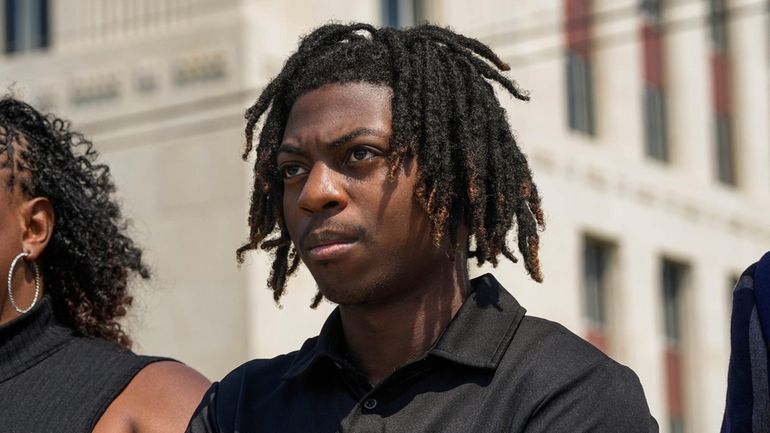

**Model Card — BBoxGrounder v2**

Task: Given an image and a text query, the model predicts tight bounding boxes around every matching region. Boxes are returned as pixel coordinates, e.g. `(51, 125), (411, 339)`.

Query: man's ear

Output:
(20, 197), (54, 261)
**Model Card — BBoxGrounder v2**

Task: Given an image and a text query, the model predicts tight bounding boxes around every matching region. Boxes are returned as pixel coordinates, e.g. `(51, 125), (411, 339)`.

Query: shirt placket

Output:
(338, 359), (433, 433)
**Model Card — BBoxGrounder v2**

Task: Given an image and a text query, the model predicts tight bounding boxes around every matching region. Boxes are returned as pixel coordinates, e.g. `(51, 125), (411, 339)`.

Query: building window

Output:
(715, 113), (735, 184)
(644, 81), (668, 161)
(582, 236), (614, 353)
(709, 0), (728, 50)
(641, 0), (669, 162)
(3, 0), (49, 55)
(662, 258), (688, 433)
(709, 0), (736, 186)
(641, 0), (662, 18)
(566, 52), (595, 135)
(565, 0), (594, 135)
(383, 0), (424, 28)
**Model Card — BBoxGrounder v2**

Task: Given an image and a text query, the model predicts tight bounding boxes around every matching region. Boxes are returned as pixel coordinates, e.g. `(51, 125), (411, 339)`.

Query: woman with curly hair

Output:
(0, 96), (210, 433)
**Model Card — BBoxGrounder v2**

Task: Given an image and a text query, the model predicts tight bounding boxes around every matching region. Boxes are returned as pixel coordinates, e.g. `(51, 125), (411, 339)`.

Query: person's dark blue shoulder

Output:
(185, 340), (312, 433)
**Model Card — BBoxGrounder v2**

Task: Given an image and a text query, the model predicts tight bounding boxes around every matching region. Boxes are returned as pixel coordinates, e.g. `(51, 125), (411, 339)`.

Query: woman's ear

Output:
(20, 197), (54, 260)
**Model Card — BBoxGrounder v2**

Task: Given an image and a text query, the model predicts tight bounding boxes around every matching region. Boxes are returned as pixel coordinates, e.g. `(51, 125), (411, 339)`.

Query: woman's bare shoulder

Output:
(93, 361), (211, 433)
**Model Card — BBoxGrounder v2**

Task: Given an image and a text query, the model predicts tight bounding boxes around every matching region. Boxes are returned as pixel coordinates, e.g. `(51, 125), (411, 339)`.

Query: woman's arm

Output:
(93, 361), (211, 433)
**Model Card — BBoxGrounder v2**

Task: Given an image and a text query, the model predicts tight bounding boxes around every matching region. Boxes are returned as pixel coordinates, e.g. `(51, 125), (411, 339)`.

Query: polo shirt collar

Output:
(282, 308), (347, 380)
(429, 273), (526, 369)
(282, 273), (526, 379)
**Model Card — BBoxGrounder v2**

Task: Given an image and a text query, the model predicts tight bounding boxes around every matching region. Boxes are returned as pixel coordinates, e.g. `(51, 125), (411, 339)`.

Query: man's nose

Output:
(297, 162), (348, 214)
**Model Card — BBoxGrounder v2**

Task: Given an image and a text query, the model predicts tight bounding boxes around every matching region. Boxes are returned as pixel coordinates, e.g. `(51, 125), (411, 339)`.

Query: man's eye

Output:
(348, 148), (377, 163)
(281, 165), (308, 179)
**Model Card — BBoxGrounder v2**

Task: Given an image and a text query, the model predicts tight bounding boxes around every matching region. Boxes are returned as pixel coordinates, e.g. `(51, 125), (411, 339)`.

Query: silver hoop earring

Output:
(7, 252), (40, 314)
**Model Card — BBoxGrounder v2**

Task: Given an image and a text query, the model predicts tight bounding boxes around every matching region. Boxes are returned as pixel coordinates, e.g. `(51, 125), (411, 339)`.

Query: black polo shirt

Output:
(187, 274), (658, 432)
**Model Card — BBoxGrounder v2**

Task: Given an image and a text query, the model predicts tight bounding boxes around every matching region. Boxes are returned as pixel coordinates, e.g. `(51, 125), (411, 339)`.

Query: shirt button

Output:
(363, 398), (377, 410)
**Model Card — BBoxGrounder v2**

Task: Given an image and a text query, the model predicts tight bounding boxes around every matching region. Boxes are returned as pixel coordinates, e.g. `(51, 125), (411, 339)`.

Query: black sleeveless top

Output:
(0, 297), (168, 433)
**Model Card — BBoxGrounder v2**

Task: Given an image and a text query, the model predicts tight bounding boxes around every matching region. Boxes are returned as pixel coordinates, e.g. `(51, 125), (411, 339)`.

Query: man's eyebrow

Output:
(276, 143), (306, 157)
(329, 127), (387, 149)
(277, 127), (387, 157)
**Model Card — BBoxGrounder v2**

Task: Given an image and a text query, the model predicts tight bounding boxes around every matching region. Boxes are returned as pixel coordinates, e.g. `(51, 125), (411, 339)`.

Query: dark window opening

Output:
(709, 0), (728, 50)
(582, 236), (614, 352)
(383, 0), (425, 28)
(644, 86), (669, 162)
(566, 52), (595, 135)
(715, 114), (735, 185)
(4, 0), (49, 55)
(640, 0), (663, 21)
(662, 260), (686, 343)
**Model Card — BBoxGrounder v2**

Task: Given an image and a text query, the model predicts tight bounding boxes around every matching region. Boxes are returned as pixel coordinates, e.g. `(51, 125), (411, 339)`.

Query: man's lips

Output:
(302, 229), (360, 262)
(307, 240), (356, 261)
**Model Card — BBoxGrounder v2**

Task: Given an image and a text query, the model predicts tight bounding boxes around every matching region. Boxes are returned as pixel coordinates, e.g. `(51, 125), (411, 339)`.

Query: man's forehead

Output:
(290, 80), (392, 103)
(287, 82), (392, 119)
(282, 83), (393, 146)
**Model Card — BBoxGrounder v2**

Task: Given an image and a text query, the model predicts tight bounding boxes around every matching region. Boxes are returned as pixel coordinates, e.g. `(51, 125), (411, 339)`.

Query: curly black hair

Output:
(0, 96), (149, 348)
(237, 23), (545, 307)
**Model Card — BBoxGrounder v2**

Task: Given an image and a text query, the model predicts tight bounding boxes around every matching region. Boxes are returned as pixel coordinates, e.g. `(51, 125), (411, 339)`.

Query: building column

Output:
(617, 235), (666, 425)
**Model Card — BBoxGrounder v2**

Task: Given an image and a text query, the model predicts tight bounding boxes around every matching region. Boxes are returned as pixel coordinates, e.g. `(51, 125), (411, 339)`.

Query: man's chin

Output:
(317, 285), (372, 306)
(313, 275), (378, 306)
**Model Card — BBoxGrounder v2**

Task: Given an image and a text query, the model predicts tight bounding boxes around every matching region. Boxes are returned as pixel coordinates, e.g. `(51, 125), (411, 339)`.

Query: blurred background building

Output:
(1, 0), (768, 431)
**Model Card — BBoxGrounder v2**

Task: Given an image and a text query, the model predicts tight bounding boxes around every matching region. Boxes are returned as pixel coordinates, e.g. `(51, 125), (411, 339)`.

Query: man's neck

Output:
(338, 257), (470, 386)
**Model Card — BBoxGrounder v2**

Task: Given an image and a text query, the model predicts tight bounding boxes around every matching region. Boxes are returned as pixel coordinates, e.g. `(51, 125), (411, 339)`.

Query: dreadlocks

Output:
(238, 23), (545, 307)
(0, 97), (149, 348)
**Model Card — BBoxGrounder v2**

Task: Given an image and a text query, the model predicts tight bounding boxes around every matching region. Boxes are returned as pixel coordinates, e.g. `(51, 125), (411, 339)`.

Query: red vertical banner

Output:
(565, 0), (591, 57)
(665, 346), (684, 418)
(711, 53), (731, 115)
(642, 24), (664, 88)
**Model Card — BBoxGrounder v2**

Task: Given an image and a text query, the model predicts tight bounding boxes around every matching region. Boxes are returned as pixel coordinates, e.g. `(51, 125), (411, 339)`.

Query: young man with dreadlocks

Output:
(187, 23), (657, 432)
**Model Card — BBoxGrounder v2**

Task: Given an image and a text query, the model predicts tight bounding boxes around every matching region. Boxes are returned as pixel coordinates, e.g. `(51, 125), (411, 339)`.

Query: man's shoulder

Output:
(514, 315), (607, 365)
(186, 343), (315, 433)
(501, 315), (657, 431)
(219, 342), (313, 390)
(504, 315), (638, 394)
